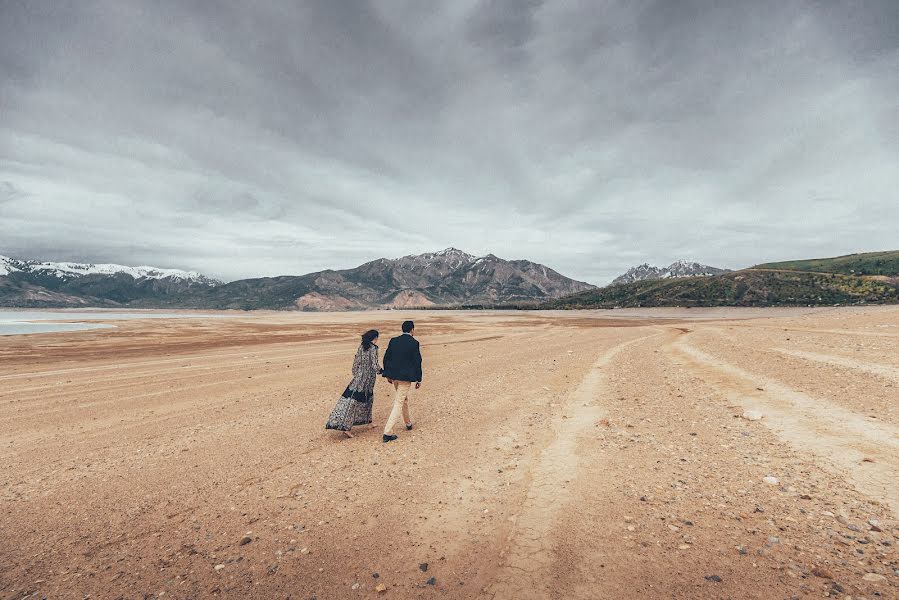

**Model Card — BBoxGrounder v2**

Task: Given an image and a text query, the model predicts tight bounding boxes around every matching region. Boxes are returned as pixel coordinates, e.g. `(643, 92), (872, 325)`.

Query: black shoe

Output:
(383, 434), (398, 443)
(406, 423), (414, 431)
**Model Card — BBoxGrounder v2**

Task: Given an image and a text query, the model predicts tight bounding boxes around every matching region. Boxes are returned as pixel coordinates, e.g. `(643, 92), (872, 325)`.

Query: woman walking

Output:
(326, 329), (381, 438)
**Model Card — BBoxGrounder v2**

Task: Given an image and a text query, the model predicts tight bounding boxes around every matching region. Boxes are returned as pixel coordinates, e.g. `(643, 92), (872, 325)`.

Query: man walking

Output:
(381, 320), (422, 443)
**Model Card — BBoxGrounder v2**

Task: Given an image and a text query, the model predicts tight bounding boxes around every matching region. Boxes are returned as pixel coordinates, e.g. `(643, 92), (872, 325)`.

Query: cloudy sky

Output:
(1, 1), (897, 283)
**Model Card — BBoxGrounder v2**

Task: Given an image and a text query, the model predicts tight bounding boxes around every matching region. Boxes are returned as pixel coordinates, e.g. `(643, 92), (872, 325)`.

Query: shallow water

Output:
(0, 322), (114, 335)
(0, 310), (221, 336)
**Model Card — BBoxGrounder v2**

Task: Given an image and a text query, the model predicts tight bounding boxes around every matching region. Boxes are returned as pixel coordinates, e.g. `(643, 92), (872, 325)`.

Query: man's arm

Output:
(382, 339), (394, 381)
(413, 340), (423, 387)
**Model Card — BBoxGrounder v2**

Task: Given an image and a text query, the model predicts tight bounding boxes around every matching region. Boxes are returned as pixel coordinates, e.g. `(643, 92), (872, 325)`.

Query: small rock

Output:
(214, 564), (225, 572)
(736, 546), (748, 555)
(742, 411), (764, 421)
(762, 476), (779, 485)
(678, 544), (691, 550)
(799, 494), (812, 500)
(704, 575), (722, 582)
(419, 563), (428, 572)
(239, 536), (252, 546)
(426, 577), (437, 586)
(300, 547), (310, 554)
(372, 573), (380, 579)
(768, 536), (780, 545)
(375, 583), (387, 593)
(868, 519), (882, 532)
(862, 573), (886, 583)
(812, 567), (834, 579)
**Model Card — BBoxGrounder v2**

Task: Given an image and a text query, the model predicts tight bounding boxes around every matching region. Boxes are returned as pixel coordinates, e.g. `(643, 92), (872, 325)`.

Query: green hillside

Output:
(545, 269), (899, 309)
(753, 250), (899, 276)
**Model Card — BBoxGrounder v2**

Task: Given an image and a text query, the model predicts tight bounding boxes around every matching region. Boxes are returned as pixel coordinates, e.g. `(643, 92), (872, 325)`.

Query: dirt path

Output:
(1, 308), (897, 599)
(483, 330), (660, 599)
(669, 334), (899, 517)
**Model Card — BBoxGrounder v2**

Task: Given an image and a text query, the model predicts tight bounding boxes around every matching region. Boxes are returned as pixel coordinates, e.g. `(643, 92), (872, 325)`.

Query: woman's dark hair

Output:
(361, 329), (379, 350)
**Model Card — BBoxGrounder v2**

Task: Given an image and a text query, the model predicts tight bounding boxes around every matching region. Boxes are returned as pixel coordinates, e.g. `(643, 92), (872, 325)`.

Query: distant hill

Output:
(155, 248), (594, 310)
(1, 249), (594, 310)
(612, 260), (730, 285)
(547, 259), (899, 309)
(753, 251), (899, 276)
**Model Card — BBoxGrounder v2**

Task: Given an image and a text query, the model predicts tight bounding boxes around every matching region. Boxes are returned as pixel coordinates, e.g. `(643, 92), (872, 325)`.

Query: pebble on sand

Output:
(862, 573), (886, 583)
(762, 476), (779, 485)
(741, 410), (764, 421)
(375, 583), (387, 593)
(214, 564), (225, 572)
(812, 567), (834, 579)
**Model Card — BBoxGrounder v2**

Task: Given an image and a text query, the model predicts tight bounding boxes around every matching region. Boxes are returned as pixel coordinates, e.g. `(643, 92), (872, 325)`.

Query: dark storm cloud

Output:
(1, 0), (897, 282)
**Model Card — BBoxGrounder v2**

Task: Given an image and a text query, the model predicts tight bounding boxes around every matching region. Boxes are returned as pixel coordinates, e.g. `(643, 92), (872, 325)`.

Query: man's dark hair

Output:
(402, 320), (415, 333)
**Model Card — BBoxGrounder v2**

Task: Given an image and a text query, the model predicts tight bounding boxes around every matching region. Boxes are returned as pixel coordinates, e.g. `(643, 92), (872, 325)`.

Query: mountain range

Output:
(3, 249), (897, 311)
(611, 260), (730, 285)
(547, 251), (899, 309)
(0, 249), (593, 310)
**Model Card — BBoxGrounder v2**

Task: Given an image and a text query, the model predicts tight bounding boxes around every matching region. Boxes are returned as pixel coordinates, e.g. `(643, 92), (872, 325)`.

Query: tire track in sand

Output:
(667, 331), (899, 517)
(770, 347), (899, 384)
(482, 332), (661, 600)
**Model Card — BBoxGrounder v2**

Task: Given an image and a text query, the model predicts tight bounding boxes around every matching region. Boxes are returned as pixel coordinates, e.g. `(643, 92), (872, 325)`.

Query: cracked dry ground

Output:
(1, 307), (897, 599)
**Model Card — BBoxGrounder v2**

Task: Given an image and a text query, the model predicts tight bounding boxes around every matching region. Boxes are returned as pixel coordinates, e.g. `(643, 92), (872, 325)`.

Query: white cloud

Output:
(0, 1), (896, 283)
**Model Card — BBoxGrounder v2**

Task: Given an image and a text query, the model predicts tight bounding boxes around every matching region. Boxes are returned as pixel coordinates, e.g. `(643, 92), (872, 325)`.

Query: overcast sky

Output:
(1, 1), (897, 284)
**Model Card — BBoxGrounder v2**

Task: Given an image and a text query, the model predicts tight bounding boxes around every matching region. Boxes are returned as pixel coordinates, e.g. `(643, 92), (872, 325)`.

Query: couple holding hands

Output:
(325, 320), (423, 443)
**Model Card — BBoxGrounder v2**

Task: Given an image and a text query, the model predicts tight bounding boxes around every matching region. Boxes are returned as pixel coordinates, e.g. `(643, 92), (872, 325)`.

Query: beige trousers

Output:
(383, 380), (413, 434)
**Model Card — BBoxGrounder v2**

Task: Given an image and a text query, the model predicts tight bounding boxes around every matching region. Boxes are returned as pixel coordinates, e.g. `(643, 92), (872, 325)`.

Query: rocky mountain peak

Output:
(612, 260), (729, 285)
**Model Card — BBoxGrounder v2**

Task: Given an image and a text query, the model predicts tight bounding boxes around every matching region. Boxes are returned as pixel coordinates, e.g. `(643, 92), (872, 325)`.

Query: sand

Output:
(1, 307), (897, 599)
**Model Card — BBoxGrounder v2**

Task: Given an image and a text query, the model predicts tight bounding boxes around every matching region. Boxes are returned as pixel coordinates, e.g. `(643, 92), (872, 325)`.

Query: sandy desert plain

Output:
(1, 306), (898, 600)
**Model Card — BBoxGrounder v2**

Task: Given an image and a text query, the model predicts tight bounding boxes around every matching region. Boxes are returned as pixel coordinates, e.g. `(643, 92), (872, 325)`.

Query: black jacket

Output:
(382, 334), (423, 382)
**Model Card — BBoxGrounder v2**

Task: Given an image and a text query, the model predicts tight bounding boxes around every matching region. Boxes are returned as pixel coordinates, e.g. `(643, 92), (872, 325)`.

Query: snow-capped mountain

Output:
(0, 254), (221, 308)
(0, 255), (219, 285)
(612, 260), (729, 285)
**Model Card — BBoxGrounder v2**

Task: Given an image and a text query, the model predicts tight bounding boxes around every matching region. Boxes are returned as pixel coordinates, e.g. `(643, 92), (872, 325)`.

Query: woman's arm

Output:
(371, 347), (382, 374)
(352, 346), (363, 377)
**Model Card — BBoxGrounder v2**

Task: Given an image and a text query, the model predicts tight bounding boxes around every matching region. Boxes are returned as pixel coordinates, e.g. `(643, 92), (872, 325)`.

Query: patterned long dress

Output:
(325, 344), (380, 431)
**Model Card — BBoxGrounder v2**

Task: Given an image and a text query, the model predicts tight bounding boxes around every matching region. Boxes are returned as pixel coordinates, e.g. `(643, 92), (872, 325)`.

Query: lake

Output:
(0, 310), (222, 336)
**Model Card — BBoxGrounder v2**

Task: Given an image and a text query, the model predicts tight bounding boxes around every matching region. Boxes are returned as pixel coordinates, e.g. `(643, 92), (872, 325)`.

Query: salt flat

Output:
(1, 307), (897, 599)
